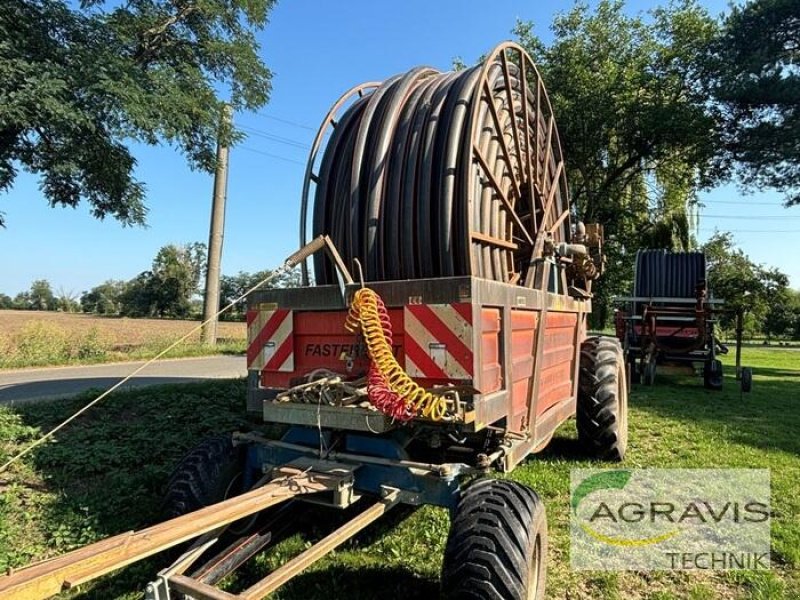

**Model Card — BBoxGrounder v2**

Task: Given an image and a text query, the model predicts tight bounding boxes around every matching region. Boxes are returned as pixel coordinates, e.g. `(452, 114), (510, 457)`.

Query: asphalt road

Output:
(0, 355), (248, 405)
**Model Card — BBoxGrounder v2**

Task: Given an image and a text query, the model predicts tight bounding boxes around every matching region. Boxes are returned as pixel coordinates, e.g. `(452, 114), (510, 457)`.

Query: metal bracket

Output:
(284, 235), (354, 299)
(144, 575), (171, 600)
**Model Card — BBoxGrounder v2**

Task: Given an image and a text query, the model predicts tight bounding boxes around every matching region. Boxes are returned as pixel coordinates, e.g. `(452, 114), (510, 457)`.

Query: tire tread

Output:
(442, 479), (547, 600)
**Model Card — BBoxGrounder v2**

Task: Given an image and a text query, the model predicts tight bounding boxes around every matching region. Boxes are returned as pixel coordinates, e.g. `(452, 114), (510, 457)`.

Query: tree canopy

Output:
(219, 269), (301, 320)
(0, 0), (274, 226)
(515, 0), (719, 324)
(120, 242), (206, 318)
(702, 232), (793, 337)
(708, 0), (800, 205)
(81, 280), (128, 315)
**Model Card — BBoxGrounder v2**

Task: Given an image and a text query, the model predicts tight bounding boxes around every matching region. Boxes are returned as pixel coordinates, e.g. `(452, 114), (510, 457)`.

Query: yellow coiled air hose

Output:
(346, 287), (447, 421)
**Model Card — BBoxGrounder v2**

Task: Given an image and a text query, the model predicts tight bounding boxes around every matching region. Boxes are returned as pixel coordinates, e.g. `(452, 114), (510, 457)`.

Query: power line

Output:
(699, 200), (789, 206)
(698, 214), (800, 219)
(696, 229), (800, 233)
(240, 125), (311, 151)
(236, 145), (306, 166)
(252, 111), (317, 132)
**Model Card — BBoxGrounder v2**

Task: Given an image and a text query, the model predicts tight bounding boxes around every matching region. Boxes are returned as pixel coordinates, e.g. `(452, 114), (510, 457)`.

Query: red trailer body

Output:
(246, 276), (590, 470)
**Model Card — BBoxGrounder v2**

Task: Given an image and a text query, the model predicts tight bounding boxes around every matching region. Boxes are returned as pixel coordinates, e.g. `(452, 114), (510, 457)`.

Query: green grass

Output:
(0, 313), (246, 370)
(0, 347), (798, 599)
(0, 325), (246, 369)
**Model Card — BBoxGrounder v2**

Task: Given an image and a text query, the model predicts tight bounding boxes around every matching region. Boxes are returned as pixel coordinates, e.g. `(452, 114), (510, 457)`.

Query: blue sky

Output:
(2, 0), (797, 297)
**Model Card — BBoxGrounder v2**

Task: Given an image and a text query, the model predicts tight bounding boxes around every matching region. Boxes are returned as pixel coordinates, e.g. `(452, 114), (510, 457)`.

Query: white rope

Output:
(0, 265), (291, 474)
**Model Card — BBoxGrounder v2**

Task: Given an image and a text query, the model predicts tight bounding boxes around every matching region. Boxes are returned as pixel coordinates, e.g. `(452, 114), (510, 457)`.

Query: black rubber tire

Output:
(703, 358), (724, 391)
(441, 479), (547, 600)
(740, 367), (753, 393)
(577, 336), (628, 461)
(162, 436), (252, 535)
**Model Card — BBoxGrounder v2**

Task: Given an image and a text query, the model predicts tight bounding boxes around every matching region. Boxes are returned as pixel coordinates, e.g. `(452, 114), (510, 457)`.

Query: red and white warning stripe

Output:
(404, 303), (473, 380)
(246, 308), (294, 372)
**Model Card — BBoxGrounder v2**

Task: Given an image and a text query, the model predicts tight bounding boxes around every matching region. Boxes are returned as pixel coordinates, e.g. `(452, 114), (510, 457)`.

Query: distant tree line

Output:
(2, 242), (300, 321)
(0, 279), (79, 313)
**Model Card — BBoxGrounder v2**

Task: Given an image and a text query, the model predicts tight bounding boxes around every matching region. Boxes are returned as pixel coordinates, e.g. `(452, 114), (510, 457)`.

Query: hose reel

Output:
(300, 42), (582, 290)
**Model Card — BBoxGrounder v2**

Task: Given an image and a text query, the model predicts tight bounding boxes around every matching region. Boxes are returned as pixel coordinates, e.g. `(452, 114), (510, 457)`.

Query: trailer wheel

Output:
(703, 359), (723, 391)
(577, 336), (628, 461)
(740, 367), (753, 393)
(441, 479), (547, 600)
(162, 435), (255, 536)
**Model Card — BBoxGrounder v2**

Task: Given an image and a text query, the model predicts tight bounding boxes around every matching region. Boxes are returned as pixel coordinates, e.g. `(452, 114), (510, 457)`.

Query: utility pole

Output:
(201, 104), (232, 345)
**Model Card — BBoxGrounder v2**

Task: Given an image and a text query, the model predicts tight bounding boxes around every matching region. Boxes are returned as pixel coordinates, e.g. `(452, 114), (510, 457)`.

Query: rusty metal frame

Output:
(300, 82), (380, 285)
(467, 43), (572, 289)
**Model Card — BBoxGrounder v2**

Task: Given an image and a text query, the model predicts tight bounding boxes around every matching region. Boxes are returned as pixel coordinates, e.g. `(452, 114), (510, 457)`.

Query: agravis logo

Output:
(570, 469), (771, 570)
(571, 470), (680, 547)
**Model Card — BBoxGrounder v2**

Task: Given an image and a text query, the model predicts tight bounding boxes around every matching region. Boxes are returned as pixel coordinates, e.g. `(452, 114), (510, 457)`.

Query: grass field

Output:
(0, 310), (247, 369)
(0, 347), (797, 599)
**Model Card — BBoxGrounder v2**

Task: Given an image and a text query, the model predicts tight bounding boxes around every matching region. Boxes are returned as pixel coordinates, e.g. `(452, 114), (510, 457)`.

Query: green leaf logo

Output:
(572, 470), (680, 547)
(572, 470), (632, 515)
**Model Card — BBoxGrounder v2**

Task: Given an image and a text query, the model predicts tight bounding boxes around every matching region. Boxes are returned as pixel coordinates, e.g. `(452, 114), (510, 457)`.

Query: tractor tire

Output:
(162, 435), (254, 536)
(577, 336), (628, 461)
(441, 479), (547, 600)
(703, 359), (723, 391)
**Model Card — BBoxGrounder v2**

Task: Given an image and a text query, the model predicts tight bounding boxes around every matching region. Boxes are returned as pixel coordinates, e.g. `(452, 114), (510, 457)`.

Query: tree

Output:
(118, 272), (155, 318)
(764, 288), (800, 341)
(149, 242), (206, 317)
(0, 293), (12, 309)
(12, 292), (31, 310)
(701, 231), (790, 334)
(28, 279), (56, 311)
(218, 268), (301, 320)
(515, 0), (719, 325)
(81, 280), (126, 314)
(55, 286), (80, 312)
(0, 0), (274, 227)
(708, 0), (800, 204)
(118, 242), (206, 318)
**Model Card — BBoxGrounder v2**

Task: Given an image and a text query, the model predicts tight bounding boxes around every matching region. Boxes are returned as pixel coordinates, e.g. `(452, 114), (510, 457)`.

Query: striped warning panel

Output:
(246, 307), (294, 372)
(404, 303), (473, 380)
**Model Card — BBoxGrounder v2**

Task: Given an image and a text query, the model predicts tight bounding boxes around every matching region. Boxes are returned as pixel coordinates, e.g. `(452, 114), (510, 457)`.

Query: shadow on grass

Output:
(278, 564), (439, 599)
(533, 434), (587, 461)
(71, 559), (436, 600)
(9, 364), (795, 598)
(629, 368), (800, 457)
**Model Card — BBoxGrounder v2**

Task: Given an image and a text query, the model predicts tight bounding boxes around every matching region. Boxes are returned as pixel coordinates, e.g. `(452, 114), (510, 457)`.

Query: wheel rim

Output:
(527, 532), (542, 600)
